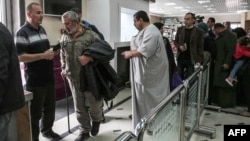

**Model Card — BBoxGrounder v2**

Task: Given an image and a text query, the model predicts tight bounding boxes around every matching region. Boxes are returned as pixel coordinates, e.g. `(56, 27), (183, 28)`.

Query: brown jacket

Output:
(174, 26), (204, 64)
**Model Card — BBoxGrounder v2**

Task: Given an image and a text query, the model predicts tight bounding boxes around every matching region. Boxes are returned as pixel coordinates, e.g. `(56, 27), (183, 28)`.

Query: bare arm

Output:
(121, 50), (143, 59)
(18, 49), (55, 63)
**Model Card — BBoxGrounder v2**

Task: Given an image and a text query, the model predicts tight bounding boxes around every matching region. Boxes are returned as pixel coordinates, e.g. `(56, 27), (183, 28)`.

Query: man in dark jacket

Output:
(212, 23), (237, 107)
(0, 22), (25, 141)
(174, 12), (204, 79)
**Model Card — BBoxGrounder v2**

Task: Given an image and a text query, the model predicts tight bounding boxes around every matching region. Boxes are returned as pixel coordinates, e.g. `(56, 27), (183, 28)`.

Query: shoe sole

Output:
(225, 79), (233, 87)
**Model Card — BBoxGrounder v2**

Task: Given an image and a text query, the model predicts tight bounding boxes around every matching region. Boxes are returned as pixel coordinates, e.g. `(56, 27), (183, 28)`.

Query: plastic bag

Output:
(171, 72), (183, 90)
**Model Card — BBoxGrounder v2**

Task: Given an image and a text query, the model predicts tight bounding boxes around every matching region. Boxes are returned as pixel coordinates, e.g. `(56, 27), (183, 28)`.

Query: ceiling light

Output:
(198, 0), (211, 4)
(174, 7), (183, 9)
(237, 10), (248, 13)
(164, 3), (176, 6)
(152, 10), (165, 14)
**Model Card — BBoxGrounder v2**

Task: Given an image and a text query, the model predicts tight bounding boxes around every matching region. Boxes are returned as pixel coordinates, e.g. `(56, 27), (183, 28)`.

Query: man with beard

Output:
(122, 10), (170, 130)
(60, 11), (102, 141)
(15, 2), (60, 141)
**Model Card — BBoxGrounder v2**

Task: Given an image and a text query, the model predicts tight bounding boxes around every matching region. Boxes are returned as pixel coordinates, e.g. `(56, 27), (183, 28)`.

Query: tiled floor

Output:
(39, 88), (250, 141)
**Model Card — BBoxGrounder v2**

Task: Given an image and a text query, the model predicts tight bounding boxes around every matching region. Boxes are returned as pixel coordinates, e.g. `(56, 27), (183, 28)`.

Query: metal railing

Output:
(114, 61), (216, 141)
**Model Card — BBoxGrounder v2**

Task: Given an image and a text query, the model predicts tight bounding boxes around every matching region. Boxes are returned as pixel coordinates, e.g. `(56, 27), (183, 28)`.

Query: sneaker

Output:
(74, 132), (90, 141)
(42, 130), (61, 140)
(91, 122), (100, 136)
(225, 78), (234, 87)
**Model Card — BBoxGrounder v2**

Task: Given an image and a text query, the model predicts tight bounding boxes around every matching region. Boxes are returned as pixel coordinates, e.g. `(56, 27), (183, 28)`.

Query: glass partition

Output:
(134, 85), (186, 141)
(184, 74), (199, 139)
(115, 61), (215, 141)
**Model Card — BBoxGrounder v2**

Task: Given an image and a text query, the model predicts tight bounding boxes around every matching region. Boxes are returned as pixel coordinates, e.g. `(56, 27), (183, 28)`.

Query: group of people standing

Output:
(126, 11), (250, 133)
(1, 2), (250, 141)
(1, 2), (106, 141)
(192, 16), (250, 115)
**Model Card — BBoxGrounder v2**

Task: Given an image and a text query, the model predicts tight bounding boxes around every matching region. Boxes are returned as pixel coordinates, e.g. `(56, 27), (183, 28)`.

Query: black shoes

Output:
(74, 121), (100, 141)
(91, 122), (100, 136)
(42, 130), (61, 140)
(74, 132), (90, 141)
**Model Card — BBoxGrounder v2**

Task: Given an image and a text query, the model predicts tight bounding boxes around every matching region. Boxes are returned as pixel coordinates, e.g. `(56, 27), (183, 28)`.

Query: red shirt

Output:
(234, 43), (250, 59)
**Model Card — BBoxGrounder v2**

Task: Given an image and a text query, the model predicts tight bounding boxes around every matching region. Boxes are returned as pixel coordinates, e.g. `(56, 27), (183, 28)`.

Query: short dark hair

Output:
(224, 21), (231, 26)
(153, 22), (164, 30)
(232, 27), (247, 39)
(238, 36), (250, 46)
(133, 10), (150, 22)
(214, 23), (224, 29)
(208, 17), (215, 23)
(186, 12), (196, 20)
(27, 2), (40, 12)
(70, 7), (81, 14)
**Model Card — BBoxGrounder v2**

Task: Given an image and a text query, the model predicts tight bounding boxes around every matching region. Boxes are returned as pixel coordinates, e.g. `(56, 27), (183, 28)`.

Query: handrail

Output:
(114, 131), (136, 141)
(114, 60), (215, 141)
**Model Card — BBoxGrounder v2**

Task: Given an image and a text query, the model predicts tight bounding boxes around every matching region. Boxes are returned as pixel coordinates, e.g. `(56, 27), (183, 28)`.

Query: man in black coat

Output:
(0, 22), (25, 141)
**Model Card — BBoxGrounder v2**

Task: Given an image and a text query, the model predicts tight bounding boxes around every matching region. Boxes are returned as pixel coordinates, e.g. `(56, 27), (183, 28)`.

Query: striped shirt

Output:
(15, 22), (54, 87)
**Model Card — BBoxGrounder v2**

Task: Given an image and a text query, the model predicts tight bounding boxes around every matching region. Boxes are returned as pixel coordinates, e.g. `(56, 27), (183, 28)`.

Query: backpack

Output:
(82, 20), (105, 40)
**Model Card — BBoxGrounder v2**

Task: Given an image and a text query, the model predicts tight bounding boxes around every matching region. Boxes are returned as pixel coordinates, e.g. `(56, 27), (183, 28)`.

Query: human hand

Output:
(221, 64), (229, 70)
(42, 49), (55, 60)
(54, 50), (60, 55)
(78, 55), (92, 65)
(61, 71), (66, 80)
(121, 51), (132, 59)
(179, 45), (187, 52)
(194, 62), (201, 69)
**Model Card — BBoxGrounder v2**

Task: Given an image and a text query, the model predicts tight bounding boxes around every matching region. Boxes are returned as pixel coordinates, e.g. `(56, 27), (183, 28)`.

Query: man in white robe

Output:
(122, 10), (170, 129)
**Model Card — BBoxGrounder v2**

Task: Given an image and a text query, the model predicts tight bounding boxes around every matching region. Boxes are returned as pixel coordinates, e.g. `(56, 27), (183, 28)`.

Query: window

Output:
(231, 22), (241, 29)
(0, 0), (12, 32)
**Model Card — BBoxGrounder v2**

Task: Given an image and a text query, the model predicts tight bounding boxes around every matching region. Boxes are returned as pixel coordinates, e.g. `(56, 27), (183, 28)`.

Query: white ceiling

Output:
(149, 0), (250, 17)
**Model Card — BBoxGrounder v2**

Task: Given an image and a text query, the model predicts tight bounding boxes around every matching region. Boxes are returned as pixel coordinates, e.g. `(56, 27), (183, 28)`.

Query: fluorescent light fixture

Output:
(164, 3), (176, 6)
(237, 10), (248, 13)
(207, 8), (216, 11)
(180, 9), (189, 12)
(174, 7), (183, 9)
(198, 0), (211, 4)
(153, 10), (165, 14)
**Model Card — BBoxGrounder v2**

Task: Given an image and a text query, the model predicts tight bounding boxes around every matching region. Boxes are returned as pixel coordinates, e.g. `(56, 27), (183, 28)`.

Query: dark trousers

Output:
(213, 86), (236, 108)
(177, 59), (194, 80)
(27, 83), (56, 140)
(237, 73), (250, 112)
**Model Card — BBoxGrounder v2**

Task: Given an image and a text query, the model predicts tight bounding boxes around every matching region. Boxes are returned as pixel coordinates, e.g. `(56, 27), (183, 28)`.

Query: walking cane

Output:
(63, 78), (71, 133)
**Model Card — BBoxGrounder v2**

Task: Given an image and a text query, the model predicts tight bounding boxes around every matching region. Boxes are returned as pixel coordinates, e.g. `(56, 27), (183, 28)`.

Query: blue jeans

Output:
(229, 60), (245, 78)
(0, 112), (11, 141)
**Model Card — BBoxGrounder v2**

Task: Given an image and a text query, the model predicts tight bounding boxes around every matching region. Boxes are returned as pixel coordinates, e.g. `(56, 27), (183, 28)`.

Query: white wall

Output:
(120, 9), (138, 41)
(23, 0), (149, 44)
(202, 13), (241, 24)
(166, 13), (242, 25)
(87, 0), (149, 42)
